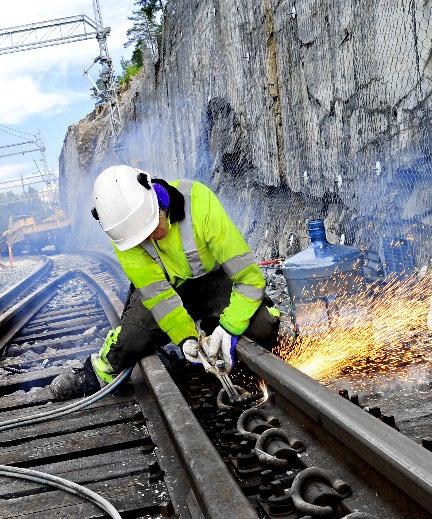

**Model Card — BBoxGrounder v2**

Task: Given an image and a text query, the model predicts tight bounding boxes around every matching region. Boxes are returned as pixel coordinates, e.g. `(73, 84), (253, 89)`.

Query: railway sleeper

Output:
(6, 333), (104, 356)
(32, 303), (100, 321)
(28, 308), (105, 327)
(13, 323), (107, 343)
(1, 344), (99, 370)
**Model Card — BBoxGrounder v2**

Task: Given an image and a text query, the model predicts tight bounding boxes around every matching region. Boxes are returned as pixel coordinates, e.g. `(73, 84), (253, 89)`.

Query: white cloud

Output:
(0, 1), (135, 124)
(0, 75), (86, 124)
(0, 162), (33, 182)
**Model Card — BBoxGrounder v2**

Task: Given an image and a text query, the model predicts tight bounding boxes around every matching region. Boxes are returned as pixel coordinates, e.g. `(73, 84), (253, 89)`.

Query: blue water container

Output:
(282, 220), (365, 333)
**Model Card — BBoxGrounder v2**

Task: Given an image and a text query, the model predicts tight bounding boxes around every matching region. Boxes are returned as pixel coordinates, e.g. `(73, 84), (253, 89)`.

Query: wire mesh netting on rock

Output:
(58, 0), (432, 387)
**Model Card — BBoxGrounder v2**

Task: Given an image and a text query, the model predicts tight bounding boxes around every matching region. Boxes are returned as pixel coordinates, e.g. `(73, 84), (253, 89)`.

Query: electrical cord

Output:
(0, 465), (122, 518)
(0, 367), (133, 518)
(0, 367), (133, 432)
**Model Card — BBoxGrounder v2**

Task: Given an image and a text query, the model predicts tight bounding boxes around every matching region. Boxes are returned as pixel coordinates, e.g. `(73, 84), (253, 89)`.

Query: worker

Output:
(50, 165), (281, 400)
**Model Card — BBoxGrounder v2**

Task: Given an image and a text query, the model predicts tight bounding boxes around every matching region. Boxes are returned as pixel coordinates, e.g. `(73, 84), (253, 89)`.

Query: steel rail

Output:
(0, 271), (76, 357)
(137, 355), (258, 519)
(0, 259), (52, 312)
(81, 249), (130, 303)
(237, 339), (432, 515)
(75, 269), (124, 328)
(86, 266), (257, 518)
(0, 268), (123, 355)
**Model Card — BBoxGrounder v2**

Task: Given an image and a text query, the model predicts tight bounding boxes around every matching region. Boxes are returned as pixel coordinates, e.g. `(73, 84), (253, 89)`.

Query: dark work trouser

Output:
(94, 268), (280, 379)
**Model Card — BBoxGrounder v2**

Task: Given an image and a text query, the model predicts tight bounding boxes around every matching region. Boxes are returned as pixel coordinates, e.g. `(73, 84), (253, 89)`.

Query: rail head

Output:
(75, 270), (123, 328)
(137, 354), (258, 519)
(0, 258), (52, 312)
(237, 339), (432, 515)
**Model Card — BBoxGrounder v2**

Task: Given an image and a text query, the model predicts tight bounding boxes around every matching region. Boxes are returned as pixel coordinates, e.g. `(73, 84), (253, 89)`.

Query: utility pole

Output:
(0, 127), (55, 185)
(0, 1), (123, 142)
(90, 0), (123, 139)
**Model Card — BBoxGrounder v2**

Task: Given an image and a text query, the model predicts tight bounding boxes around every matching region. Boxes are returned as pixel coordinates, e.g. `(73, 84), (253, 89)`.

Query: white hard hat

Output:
(92, 165), (159, 251)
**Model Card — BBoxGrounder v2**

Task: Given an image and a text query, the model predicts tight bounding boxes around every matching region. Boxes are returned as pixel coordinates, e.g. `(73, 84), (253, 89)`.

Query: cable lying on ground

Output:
(0, 465), (122, 518)
(0, 367), (132, 432)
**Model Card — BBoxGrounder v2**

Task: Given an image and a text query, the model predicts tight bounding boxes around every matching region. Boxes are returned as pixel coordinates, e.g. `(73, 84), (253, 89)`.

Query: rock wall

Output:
(60, 0), (432, 266)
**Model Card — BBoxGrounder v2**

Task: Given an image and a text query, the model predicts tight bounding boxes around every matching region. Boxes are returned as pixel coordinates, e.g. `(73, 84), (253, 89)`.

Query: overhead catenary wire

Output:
(0, 465), (122, 519)
(0, 123), (35, 139)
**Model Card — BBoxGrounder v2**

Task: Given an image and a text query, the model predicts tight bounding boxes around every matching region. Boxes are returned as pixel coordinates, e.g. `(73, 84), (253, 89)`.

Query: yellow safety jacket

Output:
(113, 179), (266, 345)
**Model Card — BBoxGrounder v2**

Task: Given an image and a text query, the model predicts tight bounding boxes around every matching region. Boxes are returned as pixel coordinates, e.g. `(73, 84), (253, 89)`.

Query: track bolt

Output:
(230, 443), (241, 456)
(367, 406), (381, 418)
(381, 415), (398, 429)
(160, 500), (175, 516)
(260, 469), (274, 485)
(215, 421), (225, 432)
(339, 389), (349, 399)
(258, 483), (272, 501)
(422, 438), (432, 451)
(148, 460), (165, 482)
(268, 480), (295, 514)
(350, 394), (360, 406)
(237, 441), (259, 470)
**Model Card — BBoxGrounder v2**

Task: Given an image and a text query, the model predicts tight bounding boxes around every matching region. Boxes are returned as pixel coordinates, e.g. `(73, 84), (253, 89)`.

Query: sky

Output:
(0, 0), (136, 188)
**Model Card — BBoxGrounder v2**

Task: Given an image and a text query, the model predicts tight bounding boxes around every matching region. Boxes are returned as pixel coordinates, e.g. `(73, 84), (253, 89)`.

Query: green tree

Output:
(125, 0), (166, 59)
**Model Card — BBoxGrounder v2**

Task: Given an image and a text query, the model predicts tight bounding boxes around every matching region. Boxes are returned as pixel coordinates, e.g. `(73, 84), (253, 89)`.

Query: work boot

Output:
(50, 357), (101, 401)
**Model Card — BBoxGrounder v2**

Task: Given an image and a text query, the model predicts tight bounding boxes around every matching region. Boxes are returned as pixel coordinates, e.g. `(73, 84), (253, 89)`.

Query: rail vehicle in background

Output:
(0, 210), (70, 257)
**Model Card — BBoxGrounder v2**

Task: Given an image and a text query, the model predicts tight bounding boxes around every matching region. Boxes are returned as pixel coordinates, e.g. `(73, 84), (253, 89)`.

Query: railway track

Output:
(0, 256), (431, 518)
(0, 258), (53, 314)
(0, 258), (256, 518)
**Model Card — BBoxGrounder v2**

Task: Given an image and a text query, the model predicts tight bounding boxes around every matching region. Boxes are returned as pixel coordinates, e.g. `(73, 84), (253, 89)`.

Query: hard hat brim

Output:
(113, 202), (160, 251)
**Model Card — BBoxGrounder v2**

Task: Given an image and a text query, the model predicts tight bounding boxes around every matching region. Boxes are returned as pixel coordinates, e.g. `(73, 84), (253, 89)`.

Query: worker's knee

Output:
(244, 305), (280, 350)
(106, 323), (158, 372)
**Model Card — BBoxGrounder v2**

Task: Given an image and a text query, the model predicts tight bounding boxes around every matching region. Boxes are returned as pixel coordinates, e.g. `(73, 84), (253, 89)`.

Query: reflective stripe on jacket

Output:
(113, 180), (266, 345)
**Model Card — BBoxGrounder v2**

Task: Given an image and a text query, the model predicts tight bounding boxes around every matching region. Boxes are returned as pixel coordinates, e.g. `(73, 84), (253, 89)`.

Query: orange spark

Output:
(274, 272), (432, 383)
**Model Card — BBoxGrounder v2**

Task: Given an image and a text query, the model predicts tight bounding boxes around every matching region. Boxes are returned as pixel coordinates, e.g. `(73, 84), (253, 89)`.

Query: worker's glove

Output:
(182, 338), (201, 364)
(208, 325), (239, 373)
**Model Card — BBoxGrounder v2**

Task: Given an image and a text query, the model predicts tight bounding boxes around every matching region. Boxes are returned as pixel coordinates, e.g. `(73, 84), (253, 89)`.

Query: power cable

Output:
(0, 367), (133, 518)
(0, 124), (35, 138)
(0, 367), (132, 431)
(0, 465), (122, 519)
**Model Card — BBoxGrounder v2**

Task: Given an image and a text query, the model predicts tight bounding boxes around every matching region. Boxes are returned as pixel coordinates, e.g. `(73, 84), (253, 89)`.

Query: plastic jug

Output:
(282, 220), (365, 333)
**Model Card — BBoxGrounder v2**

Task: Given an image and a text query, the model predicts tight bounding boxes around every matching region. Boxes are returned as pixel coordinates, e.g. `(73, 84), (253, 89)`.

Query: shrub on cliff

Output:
(117, 46), (144, 89)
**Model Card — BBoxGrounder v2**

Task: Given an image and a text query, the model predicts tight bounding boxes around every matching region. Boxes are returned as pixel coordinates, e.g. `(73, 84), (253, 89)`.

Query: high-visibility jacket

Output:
(113, 179), (266, 345)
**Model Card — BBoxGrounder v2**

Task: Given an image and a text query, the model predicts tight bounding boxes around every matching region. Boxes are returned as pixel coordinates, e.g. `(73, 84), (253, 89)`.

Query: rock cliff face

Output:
(60, 0), (432, 266)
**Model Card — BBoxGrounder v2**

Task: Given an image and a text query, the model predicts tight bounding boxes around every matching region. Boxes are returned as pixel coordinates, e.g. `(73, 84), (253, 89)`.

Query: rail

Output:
(0, 258), (52, 312)
(237, 339), (432, 515)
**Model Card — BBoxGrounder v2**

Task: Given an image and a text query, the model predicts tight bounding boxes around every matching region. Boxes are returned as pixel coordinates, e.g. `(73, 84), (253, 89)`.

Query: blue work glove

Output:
(208, 325), (238, 373)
